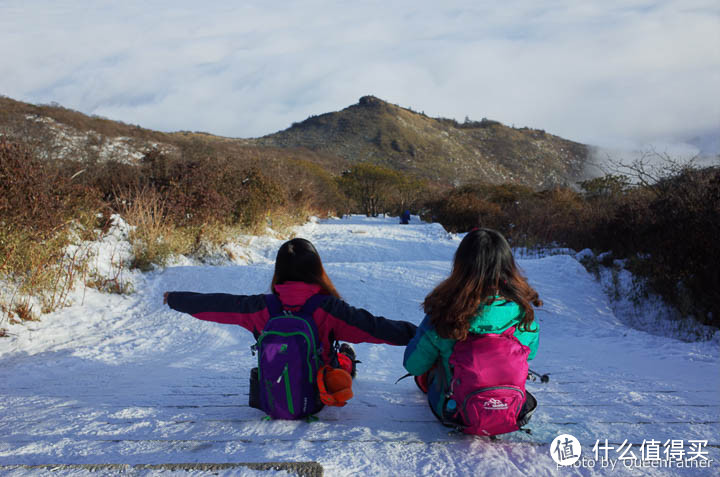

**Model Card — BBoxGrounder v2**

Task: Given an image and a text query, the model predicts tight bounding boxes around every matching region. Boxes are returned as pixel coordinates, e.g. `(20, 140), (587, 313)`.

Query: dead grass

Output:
(117, 188), (194, 271)
(13, 301), (36, 322)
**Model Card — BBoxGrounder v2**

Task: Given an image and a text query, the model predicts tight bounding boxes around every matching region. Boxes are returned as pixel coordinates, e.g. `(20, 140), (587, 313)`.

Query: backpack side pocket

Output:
(458, 386), (525, 436)
(249, 367), (261, 410)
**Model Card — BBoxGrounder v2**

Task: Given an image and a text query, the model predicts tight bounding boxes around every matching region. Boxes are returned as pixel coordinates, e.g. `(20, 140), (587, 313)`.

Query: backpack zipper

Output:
(282, 364), (294, 415)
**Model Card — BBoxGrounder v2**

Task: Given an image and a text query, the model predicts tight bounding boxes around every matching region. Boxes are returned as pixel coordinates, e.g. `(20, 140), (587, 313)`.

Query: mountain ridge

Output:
(0, 94), (589, 188)
(253, 95), (589, 187)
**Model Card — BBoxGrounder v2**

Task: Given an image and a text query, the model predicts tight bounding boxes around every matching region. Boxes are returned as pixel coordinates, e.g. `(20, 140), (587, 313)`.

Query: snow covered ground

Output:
(1, 216), (718, 476)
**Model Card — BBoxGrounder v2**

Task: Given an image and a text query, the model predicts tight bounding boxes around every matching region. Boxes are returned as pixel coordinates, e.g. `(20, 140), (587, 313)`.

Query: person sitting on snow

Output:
(164, 238), (417, 419)
(403, 228), (541, 435)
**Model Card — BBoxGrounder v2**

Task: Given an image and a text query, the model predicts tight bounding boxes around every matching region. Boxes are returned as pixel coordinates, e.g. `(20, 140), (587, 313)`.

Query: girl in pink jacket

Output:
(164, 238), (416, 412)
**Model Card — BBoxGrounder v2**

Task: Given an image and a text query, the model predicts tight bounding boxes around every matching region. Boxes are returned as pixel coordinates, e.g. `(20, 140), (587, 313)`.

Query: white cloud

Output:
(1, 0), (718, 152)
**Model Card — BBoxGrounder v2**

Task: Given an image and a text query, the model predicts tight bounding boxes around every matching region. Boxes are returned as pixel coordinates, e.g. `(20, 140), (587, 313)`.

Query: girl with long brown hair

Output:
(403, 228), (541, 429)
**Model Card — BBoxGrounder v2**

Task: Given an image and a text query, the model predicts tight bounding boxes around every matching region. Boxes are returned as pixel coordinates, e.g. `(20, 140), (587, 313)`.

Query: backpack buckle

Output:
(447, 426), (464, 436)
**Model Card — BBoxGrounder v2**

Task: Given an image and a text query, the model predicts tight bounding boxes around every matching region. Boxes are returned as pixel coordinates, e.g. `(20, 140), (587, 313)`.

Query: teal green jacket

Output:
(403, 300), (539, 387)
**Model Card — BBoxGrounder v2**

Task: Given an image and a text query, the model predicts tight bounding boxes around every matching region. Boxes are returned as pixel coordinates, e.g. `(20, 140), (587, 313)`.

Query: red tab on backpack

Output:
(500, 325), (517, 337)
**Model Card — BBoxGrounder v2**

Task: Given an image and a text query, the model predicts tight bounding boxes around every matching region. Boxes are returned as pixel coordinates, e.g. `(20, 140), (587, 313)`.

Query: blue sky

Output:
(1, 0), (718, 153)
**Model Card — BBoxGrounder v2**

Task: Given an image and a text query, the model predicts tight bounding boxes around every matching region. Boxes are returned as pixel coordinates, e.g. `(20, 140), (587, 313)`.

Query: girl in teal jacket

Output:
(403, 228), (541, 421)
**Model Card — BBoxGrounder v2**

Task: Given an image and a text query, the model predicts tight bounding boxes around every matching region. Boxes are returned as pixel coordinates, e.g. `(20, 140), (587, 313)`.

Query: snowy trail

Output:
(1, 216), (718, 476)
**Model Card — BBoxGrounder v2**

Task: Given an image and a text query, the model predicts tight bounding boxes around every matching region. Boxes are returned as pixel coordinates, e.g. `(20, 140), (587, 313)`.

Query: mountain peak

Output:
(256, 97), (588, 188)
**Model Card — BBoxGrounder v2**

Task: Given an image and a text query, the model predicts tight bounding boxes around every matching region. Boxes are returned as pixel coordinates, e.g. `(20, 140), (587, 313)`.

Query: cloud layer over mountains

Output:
(2, 0), (718, 153)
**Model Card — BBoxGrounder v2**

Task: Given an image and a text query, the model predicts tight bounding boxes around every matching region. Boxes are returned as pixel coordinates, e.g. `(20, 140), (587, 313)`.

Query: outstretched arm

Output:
(318, 297), (418, 346)
(164, 291), (270, 335)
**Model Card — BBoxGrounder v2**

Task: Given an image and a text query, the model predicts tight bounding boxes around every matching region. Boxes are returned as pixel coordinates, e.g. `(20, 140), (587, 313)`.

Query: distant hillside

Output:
(0, 95), (345, 172)
(0, 94), (589, 188)
(254, 96), (589, 188)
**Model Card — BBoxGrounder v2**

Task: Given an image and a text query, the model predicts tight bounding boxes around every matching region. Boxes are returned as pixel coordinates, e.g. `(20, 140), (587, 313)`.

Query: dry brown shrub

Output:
(429, 190), (504, 233)
(0, 140), (100, 234)
(117, 187), (193, 271)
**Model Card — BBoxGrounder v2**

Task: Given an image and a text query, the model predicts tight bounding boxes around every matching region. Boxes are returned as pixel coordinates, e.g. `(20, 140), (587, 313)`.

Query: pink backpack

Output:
(448, 326), (530, 436)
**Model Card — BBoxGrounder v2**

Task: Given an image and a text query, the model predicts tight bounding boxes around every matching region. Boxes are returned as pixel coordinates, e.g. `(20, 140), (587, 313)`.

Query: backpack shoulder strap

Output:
(264, 294), (284, 316)
(501, 325), (517, 337)
(300, 294), (328, 354)
(300, 294), (329, 317)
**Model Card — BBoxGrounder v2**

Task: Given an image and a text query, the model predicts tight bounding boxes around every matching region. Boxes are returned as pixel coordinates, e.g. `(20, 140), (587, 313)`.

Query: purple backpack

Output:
(448, 326), (530, 436)
(255, 294), (326, 420)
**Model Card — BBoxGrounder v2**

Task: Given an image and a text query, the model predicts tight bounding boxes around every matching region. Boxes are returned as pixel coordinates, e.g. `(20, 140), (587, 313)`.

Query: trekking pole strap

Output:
(395, 373), (413, 384)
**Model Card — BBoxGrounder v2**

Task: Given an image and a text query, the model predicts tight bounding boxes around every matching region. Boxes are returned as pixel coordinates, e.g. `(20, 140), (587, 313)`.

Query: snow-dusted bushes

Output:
(577, 249), (718, 342)
(582, 166), (720, 329)
(0, 139), (103, 322)
(0, 140), (332, 324)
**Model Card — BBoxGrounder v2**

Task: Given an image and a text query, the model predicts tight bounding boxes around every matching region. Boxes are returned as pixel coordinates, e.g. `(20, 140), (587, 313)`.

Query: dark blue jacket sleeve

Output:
(166, 291), (269, 335)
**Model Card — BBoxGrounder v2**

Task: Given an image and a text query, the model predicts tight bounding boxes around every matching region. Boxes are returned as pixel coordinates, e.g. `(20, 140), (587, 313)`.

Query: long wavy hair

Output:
(423, 228), (541, 340)
(271, 238), (341, 298)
